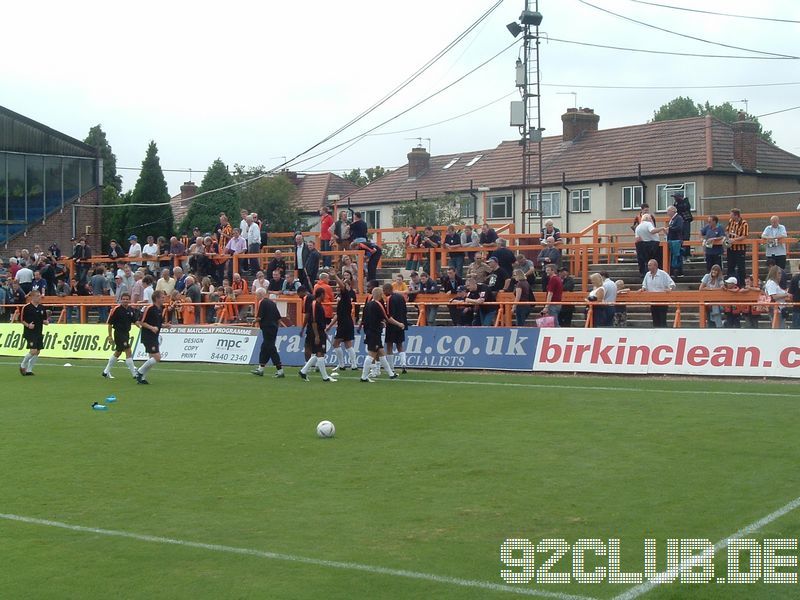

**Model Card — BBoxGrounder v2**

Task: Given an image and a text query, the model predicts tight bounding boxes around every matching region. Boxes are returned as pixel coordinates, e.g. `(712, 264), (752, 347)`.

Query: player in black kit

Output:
(252, 289), (286, 378)
(329, 272), (358, 370)
(102, 292), (140, 379)
(299, 288), (336, 382)
(19, 290), (49, 376)
(135, 290), (168, 384)
(360, 286), (403, 383)
(382, 283), (409, 374)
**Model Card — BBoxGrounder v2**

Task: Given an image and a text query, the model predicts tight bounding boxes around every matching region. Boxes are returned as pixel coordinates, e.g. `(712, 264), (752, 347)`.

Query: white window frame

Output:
(622, 185), (643, 211)
(364, 209), (381, 230)
(569, 189), (591, 213)
(529, 191), (561, 218)
(488, 195), (513, 220)
(656, 182), (696, 213)
(459, 196), (475, 219)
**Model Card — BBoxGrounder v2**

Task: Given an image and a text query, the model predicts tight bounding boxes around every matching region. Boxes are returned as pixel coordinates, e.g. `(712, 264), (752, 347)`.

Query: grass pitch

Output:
(1, 359), (799, 599)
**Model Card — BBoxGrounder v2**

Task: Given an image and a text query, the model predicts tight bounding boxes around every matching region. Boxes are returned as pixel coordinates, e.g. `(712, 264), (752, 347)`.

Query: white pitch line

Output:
(2, 360), (798, 399)
(612, 494), (800, 600)
(0, 513), (595, 600)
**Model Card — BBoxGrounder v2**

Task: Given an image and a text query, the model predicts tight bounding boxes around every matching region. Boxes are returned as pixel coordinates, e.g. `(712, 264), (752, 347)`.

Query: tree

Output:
(652, 97), (773, 143)
(392, 195), (463, 228)
(125, 141), (173, 241)
(180, 159), (239, 234)
(238, 173), (306, 234)
(341, 166), (391, 187)
(99, 186), (129, 250)
(84, 125), (122, 192)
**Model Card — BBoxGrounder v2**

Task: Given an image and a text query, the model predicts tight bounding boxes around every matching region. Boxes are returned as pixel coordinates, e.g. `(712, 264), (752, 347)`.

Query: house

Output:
(338, 108), (800, 239)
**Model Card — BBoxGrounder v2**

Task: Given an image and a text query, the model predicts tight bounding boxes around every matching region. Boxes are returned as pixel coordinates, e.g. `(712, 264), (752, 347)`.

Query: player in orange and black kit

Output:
(102, 292), (140, 379)
(298, 286), (314, 362)
(135, 290), (168, 384)
(359, 286), (402, 383)
(329, 272), (358, 370)
(19, 290), (48, 376)
(298, 288), (336, 382)
(382, 283), (409, 374)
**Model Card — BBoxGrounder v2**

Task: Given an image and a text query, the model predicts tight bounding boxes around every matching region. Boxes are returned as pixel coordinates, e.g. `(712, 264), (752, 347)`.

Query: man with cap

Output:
(127, 234), (142, 271)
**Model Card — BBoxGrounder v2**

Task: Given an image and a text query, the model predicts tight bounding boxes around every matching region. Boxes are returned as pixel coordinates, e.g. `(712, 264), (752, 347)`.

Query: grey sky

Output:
(3, 0), (798, 194)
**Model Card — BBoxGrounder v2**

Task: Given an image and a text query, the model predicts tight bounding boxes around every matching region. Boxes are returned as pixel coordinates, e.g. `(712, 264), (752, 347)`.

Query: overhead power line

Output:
(755, 105), (800, 118)
(627, 0), (800, 24)
(542, 81), (800, 90)
(548, 36), (797, 60)
(576, 0), (798, 59)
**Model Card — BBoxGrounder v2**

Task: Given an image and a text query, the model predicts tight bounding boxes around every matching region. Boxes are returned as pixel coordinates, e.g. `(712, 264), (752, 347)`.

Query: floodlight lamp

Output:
(520, 10), (543, 26)
(506, 21), (523, 38)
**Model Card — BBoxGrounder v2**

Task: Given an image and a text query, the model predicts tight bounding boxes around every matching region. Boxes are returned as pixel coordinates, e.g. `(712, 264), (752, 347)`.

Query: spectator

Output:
(419, 226), (441, 273)
(293, 234), (310, 288)
(114, 274), (129, 302)
(479, 223), (497, 246)
(461, 224), (480, 265)
(403, 226), (420, 271)
(700, 215), (725, 272)
(341, 255), (359, 286)
(764, 265), (789, 327)
(392, 273), (409, 293)
(613, 280), (629, 327)
(671, 192), (693, 258)
(130, 271), (145, 304)
(225, 228), (248, 279)
(789, 269), (800, 329)
(244, 214), (262, 274)
(535, 236), (562, 271)
(155, 268), (176, 295)
(0, 277), (9, 322)
(282, 270), (302, 295)
(252, 271), (269, 294)
(332, 210), (351, 250)
(352, 239), (380, 282)
(416, 271), (440, 325)
(443, 225), (463, 276)
(142, 235), (160, 273)
(631, 202), (657, 231)
(541, 220), (561, 243)
(126, 234), (142, 271)
(514, 253), (536, 288)
(485, 256), (509, 293)
(634, 214), (664, 275)
(541, 263), (562, 326)
(491, 238), (516, 276)
(239, 208), (250, 234)
(513, 268), (533, 326)
(173, 266), (187, 293)
(587, 273), (610, 327)
(558, 267), (575, 327)
(699, 264), (725, 327)
(407, 271), (421, 298)
(726, 208), (749, 287)
(440, 266), (463, 294)
(15, 262), (34, 294)
(267, 269), (284, 292)
(267, 250), (287, 279)
(640, 258), (675, 327)
(108, 239), (124, 273)
(142, 275), (155, 304)
(72, 237), (93, 284)
(31, 270), (47, 295)
(169, 236), (186, 267)
(349, 211), (368, 243)
(304, 240), (321, 286)
(465, 277), (496, 326)
(319, 206), (334, 268)
(665, 206), (685, 277)
(313, 272), (335, 324)
(448, 285), (469, 325)
(188, 236), (206, 275)
(722, 276), (742, 329)
(466, 257), (491, 285)
(761, 215), (788, 270)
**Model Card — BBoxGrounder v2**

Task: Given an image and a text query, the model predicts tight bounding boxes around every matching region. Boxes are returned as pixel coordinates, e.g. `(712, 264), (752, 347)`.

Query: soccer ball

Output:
(316, 420), (335, 438)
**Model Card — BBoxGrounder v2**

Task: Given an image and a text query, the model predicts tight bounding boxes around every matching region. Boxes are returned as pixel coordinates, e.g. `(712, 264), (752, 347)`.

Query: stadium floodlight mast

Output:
(507, 1), (544, 236)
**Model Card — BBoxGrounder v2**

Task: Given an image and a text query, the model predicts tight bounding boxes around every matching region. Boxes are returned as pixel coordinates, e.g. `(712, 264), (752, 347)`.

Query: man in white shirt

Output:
(225, 227), (248, 279)
(14, 264), (34, 294)
(761, 215), (788, 270)
(634, 214), (665, 275)
(142, 235), (160, 274)
(245, 214), (262, 274)
(127, 235), (142, 270)
(239, 209), (250, 235)
(155, 268), (176, 295)
(640, 258), (675, 328)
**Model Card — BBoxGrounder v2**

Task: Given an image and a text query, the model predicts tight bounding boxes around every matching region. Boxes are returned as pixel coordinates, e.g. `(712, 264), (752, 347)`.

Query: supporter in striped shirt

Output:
(726, 209), (749, 287)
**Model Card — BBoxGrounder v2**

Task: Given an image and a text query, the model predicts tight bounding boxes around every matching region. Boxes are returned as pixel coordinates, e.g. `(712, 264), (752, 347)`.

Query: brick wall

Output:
(4, 188), (102, 257)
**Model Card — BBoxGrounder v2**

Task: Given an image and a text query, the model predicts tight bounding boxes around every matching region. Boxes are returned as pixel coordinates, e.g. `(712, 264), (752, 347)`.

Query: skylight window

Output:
(442, 157), (460, 170)
(465, 154), (483, 167)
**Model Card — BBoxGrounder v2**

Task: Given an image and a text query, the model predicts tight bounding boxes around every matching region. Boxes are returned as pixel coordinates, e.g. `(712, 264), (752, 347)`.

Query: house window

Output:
(364, 209), (381, 230)
(656, 182), (696, 212)
(488, 195), (513, 219)
(622, 185), (643, 210)
(459, 197), (475, 219)
(569, 189), (591, 213)
(529, 191), (560, 218)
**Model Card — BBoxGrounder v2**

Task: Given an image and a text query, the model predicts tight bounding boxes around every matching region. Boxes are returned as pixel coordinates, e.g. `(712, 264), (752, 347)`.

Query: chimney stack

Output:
(180, 181), (198, 200)
(561, 107), (599, 142)
(731, 112), (759, 171)
(407, 146), (431, 180)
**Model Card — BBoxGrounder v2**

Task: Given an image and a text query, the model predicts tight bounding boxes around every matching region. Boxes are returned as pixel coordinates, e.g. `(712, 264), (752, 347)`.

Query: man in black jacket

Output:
(440, 267), (464, 294)
(304, 240), (321, 287)
(72, 237), (92, 285)
(382, 283), (409, 374)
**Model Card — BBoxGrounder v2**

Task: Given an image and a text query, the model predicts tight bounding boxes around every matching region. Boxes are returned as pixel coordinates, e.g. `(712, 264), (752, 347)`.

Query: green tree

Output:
(99, 186), (129, 250)
(392, 195), (462, 228)
(125, 141), (173, 240)
(341, 166), (390, 188)
(652, 97), (773, 143)
(180, 159), (239, 233)
(84, 125), (122, 192)
(238, 174), (306, 234)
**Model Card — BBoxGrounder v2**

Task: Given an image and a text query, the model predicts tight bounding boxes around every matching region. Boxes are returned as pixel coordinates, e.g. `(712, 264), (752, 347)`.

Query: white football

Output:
(316, 420), (335, 438)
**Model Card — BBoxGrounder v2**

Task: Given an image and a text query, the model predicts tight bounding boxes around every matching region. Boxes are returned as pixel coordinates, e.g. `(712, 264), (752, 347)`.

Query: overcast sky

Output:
(3, 0), (798, 194)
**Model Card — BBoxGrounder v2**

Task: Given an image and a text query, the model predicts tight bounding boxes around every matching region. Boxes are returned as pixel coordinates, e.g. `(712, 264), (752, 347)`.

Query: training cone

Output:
(106, 396), (117, 403)
(64, 363), (73, 367)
